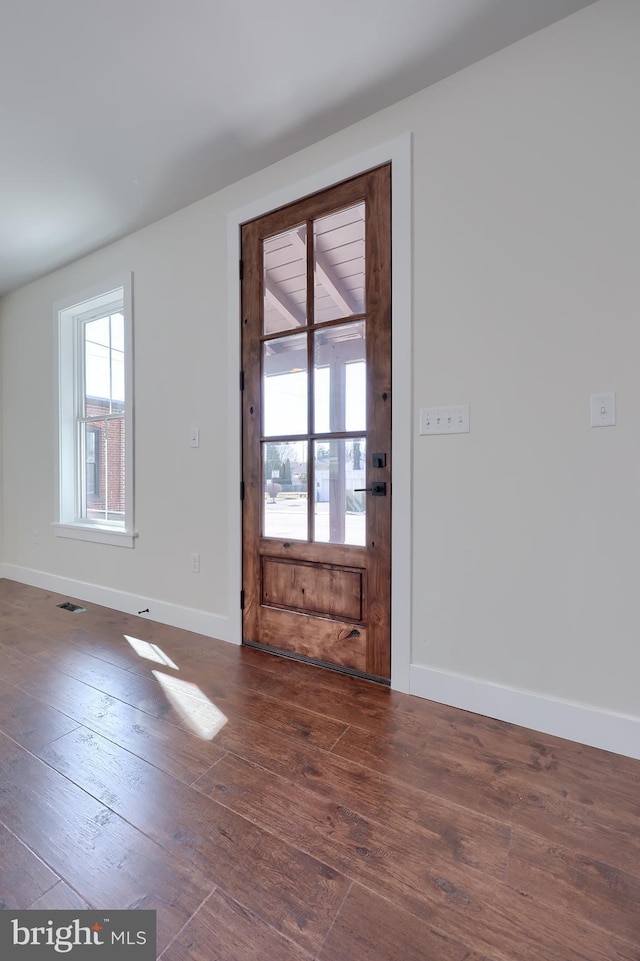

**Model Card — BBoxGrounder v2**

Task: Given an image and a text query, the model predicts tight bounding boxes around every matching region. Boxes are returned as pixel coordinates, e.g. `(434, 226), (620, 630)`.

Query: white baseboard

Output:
(410, 663), (640, 761)
(0, 565), (237, 645)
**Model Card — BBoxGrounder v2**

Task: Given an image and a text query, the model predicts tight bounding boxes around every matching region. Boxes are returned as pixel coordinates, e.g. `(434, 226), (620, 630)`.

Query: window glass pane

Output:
(263, 224), (307, 334)
(87, 315), (110, 347)
(314, 438), (366, 546)
(81, 422), (102, 514)
(314, 321), (366, 433)
(111, 346), (125, 405)
(84, 312), (125, 412)
(263, 441), (308, 540)
(110, 312), (124, 351)
(105, 417), (126, 523)
(314, 203), (365, 323)
(263, 333), (307, 436)
(111, 313), (125, 404)
(85, 336), (110, 409)
(82, 418), (125, 525)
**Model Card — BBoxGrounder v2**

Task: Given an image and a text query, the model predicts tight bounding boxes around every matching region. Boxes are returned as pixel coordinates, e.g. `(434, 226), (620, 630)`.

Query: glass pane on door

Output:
(263, 441), (308, 540)
(263, 333), (308, 436)
(263, 225), (307, 334)
(314, 203), (365, 323)
(313, 438), (366, 546)
(314, 321), (366, 434)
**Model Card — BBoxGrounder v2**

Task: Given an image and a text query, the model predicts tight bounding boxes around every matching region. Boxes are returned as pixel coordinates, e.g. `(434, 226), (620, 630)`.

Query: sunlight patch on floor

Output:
(124, 635), (179, 670)
(152, 670), (228, 740)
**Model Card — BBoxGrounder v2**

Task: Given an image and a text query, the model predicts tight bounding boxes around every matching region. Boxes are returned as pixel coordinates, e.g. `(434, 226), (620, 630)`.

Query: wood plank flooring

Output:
(0, 579), (638, 960)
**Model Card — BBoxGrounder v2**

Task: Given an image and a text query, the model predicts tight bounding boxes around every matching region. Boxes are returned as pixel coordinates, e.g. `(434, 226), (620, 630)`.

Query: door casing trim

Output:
(227, 133), (412, 693)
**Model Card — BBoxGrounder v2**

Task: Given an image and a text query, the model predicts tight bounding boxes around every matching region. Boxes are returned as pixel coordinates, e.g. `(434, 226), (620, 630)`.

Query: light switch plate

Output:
(590, 393), (616, 428)
(420, 405), (470, 435)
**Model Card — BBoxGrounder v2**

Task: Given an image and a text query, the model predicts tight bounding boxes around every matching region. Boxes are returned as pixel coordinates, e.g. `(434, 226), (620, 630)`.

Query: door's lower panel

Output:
(261, 556), (364, 621)
(248, 605), (367, 673)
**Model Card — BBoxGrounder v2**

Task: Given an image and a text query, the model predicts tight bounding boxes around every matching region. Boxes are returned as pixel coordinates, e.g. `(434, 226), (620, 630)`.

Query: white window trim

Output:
(53, 272), (137, 548)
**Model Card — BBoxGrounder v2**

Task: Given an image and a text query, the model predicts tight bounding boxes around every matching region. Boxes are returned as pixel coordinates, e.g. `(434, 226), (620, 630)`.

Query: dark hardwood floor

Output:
(0, 579), (638, 960)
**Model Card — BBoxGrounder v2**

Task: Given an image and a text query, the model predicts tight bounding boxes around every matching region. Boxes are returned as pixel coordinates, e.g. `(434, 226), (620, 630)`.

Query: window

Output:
(55, 274), (136, 547)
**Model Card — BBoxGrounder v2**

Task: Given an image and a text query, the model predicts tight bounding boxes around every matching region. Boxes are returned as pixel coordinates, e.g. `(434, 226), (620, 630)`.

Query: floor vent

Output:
(57, 602), (87, 613)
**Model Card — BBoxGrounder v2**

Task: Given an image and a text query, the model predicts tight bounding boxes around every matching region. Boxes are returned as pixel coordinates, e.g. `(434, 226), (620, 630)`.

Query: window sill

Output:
(52, 523), (138, 549)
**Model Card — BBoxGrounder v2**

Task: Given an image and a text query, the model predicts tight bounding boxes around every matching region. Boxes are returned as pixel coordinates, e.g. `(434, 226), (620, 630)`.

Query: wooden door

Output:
(241, 165), (391, 681)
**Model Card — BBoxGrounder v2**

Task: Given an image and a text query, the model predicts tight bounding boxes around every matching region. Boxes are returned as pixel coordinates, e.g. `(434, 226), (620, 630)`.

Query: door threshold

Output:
(242, 638), (390, 686)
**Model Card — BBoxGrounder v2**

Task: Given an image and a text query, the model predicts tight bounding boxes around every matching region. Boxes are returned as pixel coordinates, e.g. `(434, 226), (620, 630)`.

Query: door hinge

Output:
(239, 370), (245, 390)
(240, 589), (245, 609)
(240, 481), (245, 501)
(239, 259), (244, 280)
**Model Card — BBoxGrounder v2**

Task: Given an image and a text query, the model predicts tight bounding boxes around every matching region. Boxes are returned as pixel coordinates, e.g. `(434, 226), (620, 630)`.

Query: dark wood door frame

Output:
(227, 136), (413, 693)
(241, 166), (392, 681)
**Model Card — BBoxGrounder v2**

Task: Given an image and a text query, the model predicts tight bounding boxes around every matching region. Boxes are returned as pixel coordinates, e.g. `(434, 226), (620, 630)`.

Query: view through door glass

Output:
(262, 204), (367, 546)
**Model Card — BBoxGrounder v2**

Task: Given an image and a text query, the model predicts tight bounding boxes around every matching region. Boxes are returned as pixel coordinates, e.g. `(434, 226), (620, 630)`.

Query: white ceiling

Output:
(0, 0), (595, 297)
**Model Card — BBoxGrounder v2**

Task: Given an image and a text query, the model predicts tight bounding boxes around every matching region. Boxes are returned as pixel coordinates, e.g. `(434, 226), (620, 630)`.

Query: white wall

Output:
(0, 198), (233, 636)
(1, 0), (639, 756)
(408, 0), (640, 745)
